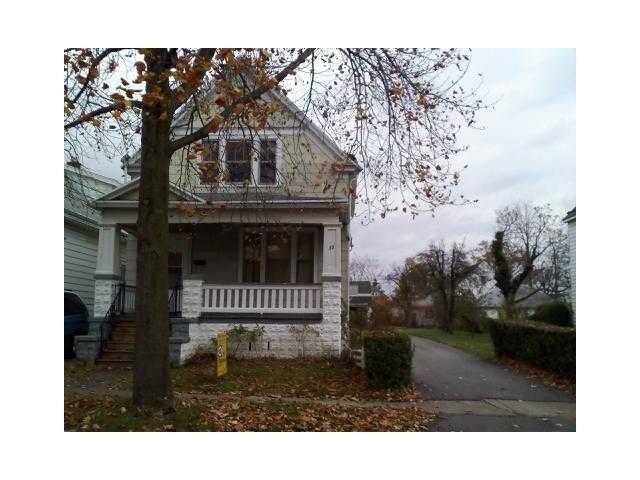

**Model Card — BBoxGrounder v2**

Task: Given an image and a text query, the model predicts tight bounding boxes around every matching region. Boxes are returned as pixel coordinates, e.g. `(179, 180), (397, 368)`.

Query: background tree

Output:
(64, 48), (485, 408)
(349, 255), (384, 284)
(488, 202), (568, 317)
(534, 227), (571, 299)
(369, 291), (396, 328)
(387, 260), (419, 324)
(415, 241), (479, 332)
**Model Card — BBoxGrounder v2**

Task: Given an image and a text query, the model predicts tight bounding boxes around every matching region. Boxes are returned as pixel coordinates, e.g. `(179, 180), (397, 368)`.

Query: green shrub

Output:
(363, 330), (413, 388)
(488, 319), (575, 378)
(530, 302), (574, 327)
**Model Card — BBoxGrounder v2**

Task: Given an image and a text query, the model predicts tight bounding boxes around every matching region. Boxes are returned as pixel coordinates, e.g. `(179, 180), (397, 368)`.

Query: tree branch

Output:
(169, 48), (315, 152)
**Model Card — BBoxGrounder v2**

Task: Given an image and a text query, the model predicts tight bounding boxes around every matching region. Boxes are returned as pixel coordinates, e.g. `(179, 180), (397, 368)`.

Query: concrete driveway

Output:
(410, 336), (576, 432)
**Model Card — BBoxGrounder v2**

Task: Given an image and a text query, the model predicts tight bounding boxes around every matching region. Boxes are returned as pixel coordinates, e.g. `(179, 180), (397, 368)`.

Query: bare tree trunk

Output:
(133, 50), (173, 408)
(445, 286), (455, 333)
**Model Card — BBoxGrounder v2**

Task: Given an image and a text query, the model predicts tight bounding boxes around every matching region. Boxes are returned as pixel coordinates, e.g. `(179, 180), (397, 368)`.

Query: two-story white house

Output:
(75, 88), (361, 365)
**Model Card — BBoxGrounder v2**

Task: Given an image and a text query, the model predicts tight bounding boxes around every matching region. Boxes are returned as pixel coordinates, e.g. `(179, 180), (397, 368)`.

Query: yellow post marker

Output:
(217, 332), (228, 377)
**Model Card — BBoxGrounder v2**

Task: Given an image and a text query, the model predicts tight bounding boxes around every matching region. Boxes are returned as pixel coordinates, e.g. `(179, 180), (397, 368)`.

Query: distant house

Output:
(482, 286), (556, 320)
(409, 296), (437, 327)
(563, 207), (576, 322)
(390, 296), (437, 327)
(64, 166), (126, 317)
(349, 281), (373, 307)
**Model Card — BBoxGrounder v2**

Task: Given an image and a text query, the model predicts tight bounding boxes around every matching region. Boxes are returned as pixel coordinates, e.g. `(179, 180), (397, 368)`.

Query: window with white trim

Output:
(240, 228), (316, 284)
(199, 136), (281, 186)
(199, 140), (220, 184)
(259, 139), (277, 185)
(225, 140), (252, 183)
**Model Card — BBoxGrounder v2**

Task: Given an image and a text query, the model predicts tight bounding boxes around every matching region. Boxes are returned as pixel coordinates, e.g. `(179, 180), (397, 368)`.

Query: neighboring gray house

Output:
(349, 280), (374, 322)
(64, 166), (126, 317)
(563, 207), (576, 322)
(76, 86), (361, 365)
(349, 280), (373, 307)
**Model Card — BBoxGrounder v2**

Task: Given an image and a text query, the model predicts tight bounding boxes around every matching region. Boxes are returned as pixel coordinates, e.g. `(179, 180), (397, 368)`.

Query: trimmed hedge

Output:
(488, 319), (576, 378)
(530, 302), (574, 327)
(363, 330), (413, 388)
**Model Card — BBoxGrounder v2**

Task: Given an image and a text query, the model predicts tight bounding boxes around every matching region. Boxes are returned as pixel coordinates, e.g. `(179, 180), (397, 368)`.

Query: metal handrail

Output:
(169, 284), (183, 317)
(97, 283), (124, 357)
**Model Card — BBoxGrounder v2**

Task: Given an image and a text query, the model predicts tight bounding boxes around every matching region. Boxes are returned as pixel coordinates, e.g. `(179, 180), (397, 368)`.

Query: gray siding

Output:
(64, 223), (99, 316)
(568, 219), (576, 321)
(64, 167), (126, 317)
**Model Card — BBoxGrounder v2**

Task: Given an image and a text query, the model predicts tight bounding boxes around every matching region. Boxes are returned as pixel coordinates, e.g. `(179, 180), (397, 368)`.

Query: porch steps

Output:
(96, 318), (136, 365)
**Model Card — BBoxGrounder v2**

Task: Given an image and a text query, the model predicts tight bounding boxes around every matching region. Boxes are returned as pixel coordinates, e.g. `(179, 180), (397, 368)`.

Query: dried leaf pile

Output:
(64, 394), (434, 432)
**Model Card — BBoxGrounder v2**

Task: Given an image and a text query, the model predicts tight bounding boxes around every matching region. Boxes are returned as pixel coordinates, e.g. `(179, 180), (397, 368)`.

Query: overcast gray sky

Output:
(84, 49), (576, 275)
(350, 48), (576, 271)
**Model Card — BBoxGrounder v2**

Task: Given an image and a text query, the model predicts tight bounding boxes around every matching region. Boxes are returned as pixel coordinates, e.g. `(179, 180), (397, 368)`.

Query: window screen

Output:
(259, 140), (277, 184)
(199, 140), (220, 183)
(296, 231), (314, 283)
(242, 232), (262, 283)
(226, 140), (252, 182)
(266, 231), (291, 283)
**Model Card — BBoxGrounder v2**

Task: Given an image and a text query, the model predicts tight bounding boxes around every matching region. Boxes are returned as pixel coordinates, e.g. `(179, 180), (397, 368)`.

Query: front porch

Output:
(77, 219), (347, 364)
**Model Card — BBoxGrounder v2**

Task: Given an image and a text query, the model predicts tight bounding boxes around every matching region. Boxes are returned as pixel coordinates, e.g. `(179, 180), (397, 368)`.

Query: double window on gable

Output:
(200, 138), (278, 185)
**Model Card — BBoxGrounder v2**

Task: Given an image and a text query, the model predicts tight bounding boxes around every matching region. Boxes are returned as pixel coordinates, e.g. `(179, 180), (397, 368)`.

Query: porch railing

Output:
(111, 284), (183, 316)
(201, 284), (323, 314)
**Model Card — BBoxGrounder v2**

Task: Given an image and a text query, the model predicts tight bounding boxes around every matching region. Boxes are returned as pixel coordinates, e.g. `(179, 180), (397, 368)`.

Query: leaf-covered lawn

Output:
(64, 356), (420, 401)
(399, 328), (495, 361)
(64, 393), (434, 432)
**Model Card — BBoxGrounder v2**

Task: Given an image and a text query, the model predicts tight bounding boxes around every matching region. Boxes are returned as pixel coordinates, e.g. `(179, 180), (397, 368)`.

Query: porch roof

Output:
(93, 177), (349, 210)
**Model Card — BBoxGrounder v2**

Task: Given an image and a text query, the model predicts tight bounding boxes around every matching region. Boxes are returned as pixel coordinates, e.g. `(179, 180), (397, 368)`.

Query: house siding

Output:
(568, 218), (576, 321)
(64, 223), (99, 316)
(64, 167), (126, 317)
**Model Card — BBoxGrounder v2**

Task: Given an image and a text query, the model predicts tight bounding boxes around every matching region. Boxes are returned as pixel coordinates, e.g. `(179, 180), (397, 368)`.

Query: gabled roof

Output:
(563, 207), (576, 223)
(93, 177), (205, 204)
(126, 83), (361, 174)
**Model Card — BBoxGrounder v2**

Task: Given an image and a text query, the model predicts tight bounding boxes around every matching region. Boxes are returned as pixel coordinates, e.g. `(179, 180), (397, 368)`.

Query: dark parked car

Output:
(65, 291), (89, 359)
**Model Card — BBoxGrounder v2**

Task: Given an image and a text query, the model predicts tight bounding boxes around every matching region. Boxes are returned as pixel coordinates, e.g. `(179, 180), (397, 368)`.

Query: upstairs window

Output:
(225, 140), (252, 183)
(259, 140), (277, 184)
(199, 140), (220, 184)
(200, 136), (280, 185)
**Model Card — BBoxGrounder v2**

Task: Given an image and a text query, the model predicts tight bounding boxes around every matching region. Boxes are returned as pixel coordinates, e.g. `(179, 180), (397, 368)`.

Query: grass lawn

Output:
(399, 328), (495, 361)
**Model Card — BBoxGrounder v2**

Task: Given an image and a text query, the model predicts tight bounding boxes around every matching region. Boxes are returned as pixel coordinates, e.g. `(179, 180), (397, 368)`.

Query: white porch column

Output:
(93, 225), (121, 320)
(321, 224), (341, 277)
(95, 225), (121, 278)
(124, 233), (137, 286)
(321, 223), (343, 356)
